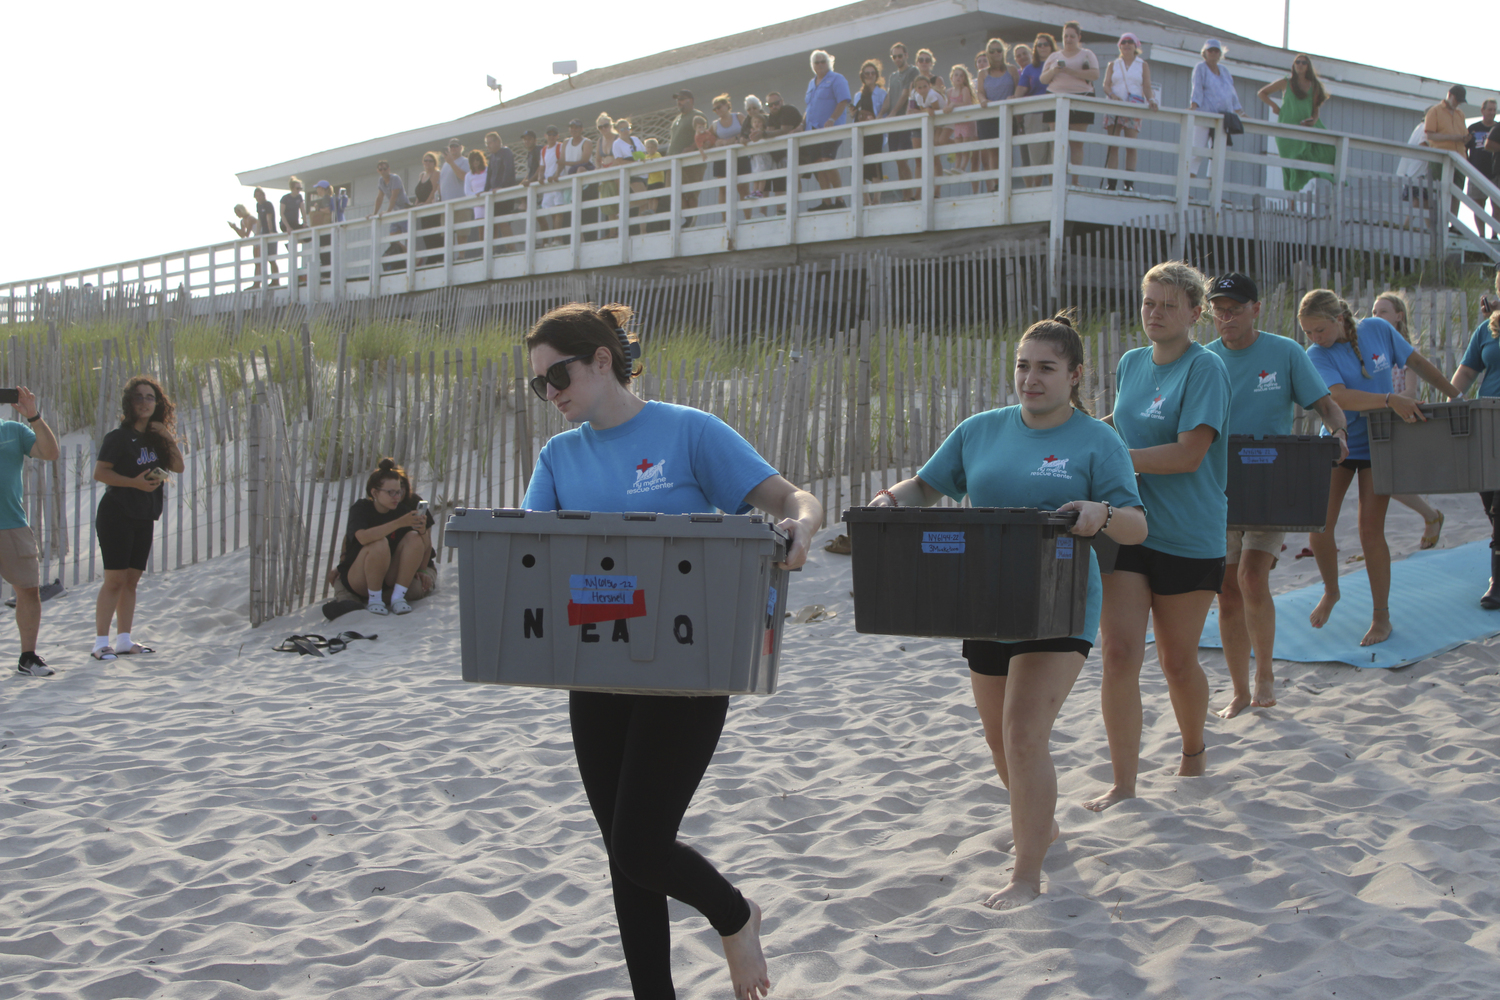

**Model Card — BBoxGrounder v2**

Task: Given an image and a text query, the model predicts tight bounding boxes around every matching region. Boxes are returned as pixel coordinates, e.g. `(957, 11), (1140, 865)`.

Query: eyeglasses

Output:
(131, 392), (157, 402)
(376, 487), (404, 498)
(1211, 302), (1248, 318)
(917, 56), (933, 63)
(768, 99), (782, 106)
(529, 355), (592, 400)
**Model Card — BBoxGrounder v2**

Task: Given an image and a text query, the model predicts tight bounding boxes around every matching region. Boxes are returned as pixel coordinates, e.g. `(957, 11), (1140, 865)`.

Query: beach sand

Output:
(4, 486), (1500, 998)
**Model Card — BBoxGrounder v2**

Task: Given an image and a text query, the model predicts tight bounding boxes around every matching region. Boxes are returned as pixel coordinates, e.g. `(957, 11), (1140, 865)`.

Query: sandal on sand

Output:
(116, 643), (155, 655)
(325, 631), (377, 653)
(823, 534), (853, 555)
(1420, 509), (1444, 550)
(274, 634), (330, 657)
(91, 647), (117, 661)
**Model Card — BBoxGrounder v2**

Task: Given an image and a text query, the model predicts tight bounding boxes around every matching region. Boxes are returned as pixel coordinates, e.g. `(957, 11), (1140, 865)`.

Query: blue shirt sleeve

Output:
(1177, 353), (1231, 440)
(1463, 320), (1490, 373)
(917, 419), (970, 502)
(521, 445), (560, 510)
(1288, 339), (1333, 408)
(689, 413), (779, 514)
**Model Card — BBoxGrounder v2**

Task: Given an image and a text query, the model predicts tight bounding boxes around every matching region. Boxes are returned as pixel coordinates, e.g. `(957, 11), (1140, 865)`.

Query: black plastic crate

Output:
(841, 507), (1090, 640)
(1226, 434), (1342, 532)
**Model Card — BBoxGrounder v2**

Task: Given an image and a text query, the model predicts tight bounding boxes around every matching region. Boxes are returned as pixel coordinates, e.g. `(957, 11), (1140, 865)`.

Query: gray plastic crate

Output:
(1367, 398), (1500, 495)
(444, 509), (789, 696)
(841, 507), (1090, 640)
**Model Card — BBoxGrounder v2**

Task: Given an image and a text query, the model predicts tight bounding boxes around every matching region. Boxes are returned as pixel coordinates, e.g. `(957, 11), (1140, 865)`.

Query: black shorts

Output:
(1339, 458), (1372, 471)
(96, 499), (155, 572)
(977, 117), (1000, 140)
(963, 637), (1093, 676)
(887, 129), (914, 152)
(802, 140), (840, 164)
(1112, 544), (1225, 596)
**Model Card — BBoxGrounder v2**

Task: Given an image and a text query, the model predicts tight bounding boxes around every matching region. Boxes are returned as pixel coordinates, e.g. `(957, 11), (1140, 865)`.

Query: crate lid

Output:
(842, 506), (1079, 527)
(1227, 434), (1342, 446)
(443, 508), (788, 543)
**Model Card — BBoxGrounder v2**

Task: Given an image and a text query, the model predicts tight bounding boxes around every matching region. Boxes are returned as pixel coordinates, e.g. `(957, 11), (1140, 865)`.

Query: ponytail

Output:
(1019, 309), (1092, 415)
(1299, 289), (1367, 379)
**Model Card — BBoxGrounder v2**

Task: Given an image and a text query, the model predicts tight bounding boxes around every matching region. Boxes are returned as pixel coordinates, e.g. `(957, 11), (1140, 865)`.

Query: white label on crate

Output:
(1238, 448), (1278, 465)
(767, 586), (778, 617)
(921, 531), (965, 554)
(569, 574), (638, 605)
(1056, 537), (1074, 559)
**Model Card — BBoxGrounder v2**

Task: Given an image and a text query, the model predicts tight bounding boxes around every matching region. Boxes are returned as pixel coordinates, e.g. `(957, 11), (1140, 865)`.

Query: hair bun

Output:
(378, 458), (397, 471)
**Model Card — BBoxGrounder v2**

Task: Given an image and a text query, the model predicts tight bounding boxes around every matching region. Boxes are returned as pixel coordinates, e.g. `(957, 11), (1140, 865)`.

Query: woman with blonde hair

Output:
(1101, 32), (1157, 191)
(1301, 289), (1460, 645)
(942, 64), (978, 178)
(1450, 271), (1500, 605)
(975, 38), (1019, 193)
(1087, 261), (1230, 813)
(1371, 290), (1446, 549)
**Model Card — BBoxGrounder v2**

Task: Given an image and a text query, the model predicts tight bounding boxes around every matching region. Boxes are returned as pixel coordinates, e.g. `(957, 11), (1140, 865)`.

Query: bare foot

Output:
(1309, 590), (1339, 629)
(1179, 747), (1206, 777)
(1216, 693), (1251, 719)
(721, 899), (770, 1000)
(1083, 785), (1135, 812)
(983, 878), (1042, 910)
(1360, 616), (1393, 647)
(1251, 673), (1278, 708)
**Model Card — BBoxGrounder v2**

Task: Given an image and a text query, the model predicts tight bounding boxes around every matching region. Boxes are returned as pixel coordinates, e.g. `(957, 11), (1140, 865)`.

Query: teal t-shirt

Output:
(1459, 318), (1500, 399)
(0, 421), (36, 530)
(917, 406), (1142, 642)
(1112, 341), (1232, 559)
(1206, 330), (1332, 436)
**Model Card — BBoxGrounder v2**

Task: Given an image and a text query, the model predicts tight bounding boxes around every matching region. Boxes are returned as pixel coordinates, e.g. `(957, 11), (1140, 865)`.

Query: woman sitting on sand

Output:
(869, 313), (1146, 908)
(91, 376), (184, 661)
(522, 302), (822, 1000)
(1088, 262), (1230, 813)
(1302, 289), (1460, 645)
(335, 459), (434, 616)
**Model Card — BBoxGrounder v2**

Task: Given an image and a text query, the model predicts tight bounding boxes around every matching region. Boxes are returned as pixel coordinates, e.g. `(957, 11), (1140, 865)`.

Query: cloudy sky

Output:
(2, 0), (1489, 284)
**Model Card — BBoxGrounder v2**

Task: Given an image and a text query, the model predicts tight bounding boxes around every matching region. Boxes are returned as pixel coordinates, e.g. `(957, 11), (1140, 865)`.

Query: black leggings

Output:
(570, 690), (750, 1000)
(1482, 492), (1500, 549)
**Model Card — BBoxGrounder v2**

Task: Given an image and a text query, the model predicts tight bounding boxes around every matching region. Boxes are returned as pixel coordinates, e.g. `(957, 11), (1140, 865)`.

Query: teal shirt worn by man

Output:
(0, 420), (36, 531)
(1206, 330), (1332, 436)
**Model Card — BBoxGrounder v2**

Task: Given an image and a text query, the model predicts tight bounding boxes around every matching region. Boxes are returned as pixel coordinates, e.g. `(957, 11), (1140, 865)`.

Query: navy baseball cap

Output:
(1210, 272), (1258, 303)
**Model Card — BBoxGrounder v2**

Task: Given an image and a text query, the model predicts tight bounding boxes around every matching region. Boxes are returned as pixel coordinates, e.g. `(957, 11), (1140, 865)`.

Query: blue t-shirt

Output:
(522, 401), (778, 516)
(1306, 317), (1414, 461)
(981, 70), (1017, 102)
(805, 72), (852, 129)
(918, 406), (1142, 643)
(1019, 64), (1047, 96)
(1206, 331), (1332, 436)
(1113, 342), (1232, 559)
(1460, 318), (1500, 399)
(0, 420), (36, 531)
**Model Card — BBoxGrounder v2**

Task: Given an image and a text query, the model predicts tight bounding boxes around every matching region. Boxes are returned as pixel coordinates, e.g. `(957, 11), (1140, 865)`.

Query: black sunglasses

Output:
(529, 355), (592, 400)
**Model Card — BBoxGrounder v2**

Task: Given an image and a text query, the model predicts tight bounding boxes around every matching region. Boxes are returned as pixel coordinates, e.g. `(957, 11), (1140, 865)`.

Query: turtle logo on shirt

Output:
(1370, 352), (1390, 373)
(1032, 454), (1073, 480)
(626, 458), (675, 496)
(1142, 394), (1168, 419)
(1254, 370), (1280, 393)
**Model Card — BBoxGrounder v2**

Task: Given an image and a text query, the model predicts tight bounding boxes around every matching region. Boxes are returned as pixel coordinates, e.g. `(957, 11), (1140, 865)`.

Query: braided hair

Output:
(1299, 289), (1365, 377)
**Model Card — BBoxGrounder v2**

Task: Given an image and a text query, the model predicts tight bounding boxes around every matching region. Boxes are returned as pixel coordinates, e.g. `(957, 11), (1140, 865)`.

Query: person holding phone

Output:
(335, 458), (434, 616)
(0, 387), (60, 676)
(91, 377), (184, 660)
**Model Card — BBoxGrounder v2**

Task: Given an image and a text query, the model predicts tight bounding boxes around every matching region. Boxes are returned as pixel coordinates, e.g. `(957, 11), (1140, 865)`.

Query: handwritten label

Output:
(1238, 447), (1278, 465)
(569, 574), (638, 605)
(921, 531), (965, 554)
(1056, 537), (1074, 559)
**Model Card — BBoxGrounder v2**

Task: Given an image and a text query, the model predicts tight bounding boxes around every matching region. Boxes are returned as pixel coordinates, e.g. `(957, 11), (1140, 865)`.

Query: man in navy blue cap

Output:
(1206, 272), (1347, 717)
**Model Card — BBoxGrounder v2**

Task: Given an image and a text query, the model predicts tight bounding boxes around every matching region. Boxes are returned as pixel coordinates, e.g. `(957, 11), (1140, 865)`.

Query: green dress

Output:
(1276, 85), (1336, 191)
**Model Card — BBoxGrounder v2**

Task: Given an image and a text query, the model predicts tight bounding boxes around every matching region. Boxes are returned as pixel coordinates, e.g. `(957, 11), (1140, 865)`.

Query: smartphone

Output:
(0, 389), (18, 405)
(417, 500), (430, 516)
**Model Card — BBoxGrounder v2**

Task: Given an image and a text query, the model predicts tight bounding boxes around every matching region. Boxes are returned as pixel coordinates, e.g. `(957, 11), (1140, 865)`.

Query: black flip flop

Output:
(325, 631), (377, 653)
(274, 634), (331, 656)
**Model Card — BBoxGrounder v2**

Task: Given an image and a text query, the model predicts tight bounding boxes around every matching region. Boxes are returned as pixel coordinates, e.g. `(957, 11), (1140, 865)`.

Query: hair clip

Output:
(617, 329), (641, 361)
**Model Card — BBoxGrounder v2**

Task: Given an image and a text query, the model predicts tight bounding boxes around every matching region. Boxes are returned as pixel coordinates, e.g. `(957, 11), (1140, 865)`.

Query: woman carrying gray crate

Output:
(1301, 289), (1460, 645)
(868, 313), (1147, 910)
(522, 302), (821, 1000)
(1449, 272), (1500, 607)
(1090, 261), (1231, 814)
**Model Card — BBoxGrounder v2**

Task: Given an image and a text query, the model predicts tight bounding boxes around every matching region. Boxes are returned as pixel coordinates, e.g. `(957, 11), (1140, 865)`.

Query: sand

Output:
(3, 485), (1500, 999)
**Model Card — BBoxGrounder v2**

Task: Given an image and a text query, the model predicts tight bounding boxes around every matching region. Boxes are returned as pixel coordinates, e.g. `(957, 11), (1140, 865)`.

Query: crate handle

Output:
(557, 510), (593, 519)
(1447, 406), (1472, 438)
(622, 512), (658, 521)
(492, 508), (526, 518)
(1369, 411), (1391, 443)
(690, 514), (724, 522)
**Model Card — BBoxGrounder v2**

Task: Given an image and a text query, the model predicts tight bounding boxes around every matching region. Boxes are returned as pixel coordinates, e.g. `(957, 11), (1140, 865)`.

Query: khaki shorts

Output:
(1225, 529), (1285, 565)
(0, 526), (40, 589)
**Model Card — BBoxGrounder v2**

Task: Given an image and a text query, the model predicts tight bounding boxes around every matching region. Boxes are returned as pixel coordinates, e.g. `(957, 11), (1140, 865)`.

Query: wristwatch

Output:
(26, 413), (40, 423)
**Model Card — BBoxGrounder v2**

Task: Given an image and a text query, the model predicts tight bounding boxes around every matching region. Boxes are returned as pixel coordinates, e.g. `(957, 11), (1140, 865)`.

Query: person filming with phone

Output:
(333, 458), (435, 616)
(91, 376), (184, 661)
(0, 386), (60, 676)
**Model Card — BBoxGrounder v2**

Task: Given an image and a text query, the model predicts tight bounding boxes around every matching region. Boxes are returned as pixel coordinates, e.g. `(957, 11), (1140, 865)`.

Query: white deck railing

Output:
(5, 95), (1497, 323)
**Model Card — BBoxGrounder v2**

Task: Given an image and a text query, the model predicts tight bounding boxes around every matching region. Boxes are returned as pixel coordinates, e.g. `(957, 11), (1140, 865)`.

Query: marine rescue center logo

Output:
(1254, 369), (1280, 392)
(1033, 454), (1072, 479)
(1370, 352), (1390, 373)
(1142, 393), (1167, 419)
(627, 458), (674, 495)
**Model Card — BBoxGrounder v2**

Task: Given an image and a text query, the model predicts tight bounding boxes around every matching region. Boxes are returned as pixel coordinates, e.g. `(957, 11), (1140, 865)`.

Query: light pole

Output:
(1283, 0), (1291, 49)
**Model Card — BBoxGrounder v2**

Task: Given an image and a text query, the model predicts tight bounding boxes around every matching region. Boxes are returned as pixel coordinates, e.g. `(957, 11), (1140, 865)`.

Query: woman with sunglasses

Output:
(335, 458), (433, 616)
(523, 302), (821, 1000)
(91, 376), (184, 660)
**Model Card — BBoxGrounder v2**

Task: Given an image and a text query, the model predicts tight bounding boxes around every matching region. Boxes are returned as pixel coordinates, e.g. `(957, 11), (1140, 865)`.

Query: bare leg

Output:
(14, 586), (40, 653)
(720, 898), (770, 1000)
(1309, 466), (1355, 628)
(95, 569), (128, 637)
(1356, 470), (1395, 645)
(1085, 569), (1151, 811)
(980, 651), (1086, 909)
(1123, 130), (1139, 175)
(1217, 548), (1277, 717)
(345, 541), (392, 597)
(1151, 589), (1217, 776)
(390, 531), (428, 589)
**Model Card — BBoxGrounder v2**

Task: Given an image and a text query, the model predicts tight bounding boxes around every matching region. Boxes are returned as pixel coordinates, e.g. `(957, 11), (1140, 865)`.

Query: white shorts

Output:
(1225, 529), (1285, 565)
(541, 191), (566, 209)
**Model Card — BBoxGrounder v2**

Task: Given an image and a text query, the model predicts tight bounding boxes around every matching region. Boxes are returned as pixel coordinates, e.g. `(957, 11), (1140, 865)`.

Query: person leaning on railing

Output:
(1257, 53), (1335, 193)
(1039, 20), (1100, 187)
(975, 37), (1019, 194)
(800, 48), (852, 212)
(1100, 32), (1157, 192)
(1187, 38), (1242, 179)
(1019, 34), (1054, 187)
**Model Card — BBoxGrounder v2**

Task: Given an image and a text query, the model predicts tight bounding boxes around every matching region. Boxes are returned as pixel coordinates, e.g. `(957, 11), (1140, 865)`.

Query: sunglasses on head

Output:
(529, 355), (593, 400)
